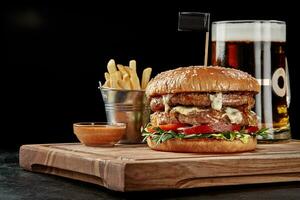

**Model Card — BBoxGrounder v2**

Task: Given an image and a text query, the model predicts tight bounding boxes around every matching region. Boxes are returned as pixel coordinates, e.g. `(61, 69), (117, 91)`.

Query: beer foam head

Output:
(212, 20), (286, 42)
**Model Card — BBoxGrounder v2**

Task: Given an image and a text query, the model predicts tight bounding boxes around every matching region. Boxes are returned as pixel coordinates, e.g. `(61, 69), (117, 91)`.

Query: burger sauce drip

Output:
(224, 107), (243, 124)
(162, 94), (173, 112)
(209, 93), (223, 110)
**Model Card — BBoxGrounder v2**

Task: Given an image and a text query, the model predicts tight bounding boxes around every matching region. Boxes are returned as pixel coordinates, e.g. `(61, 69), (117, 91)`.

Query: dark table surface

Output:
(1, 150), (300, 200)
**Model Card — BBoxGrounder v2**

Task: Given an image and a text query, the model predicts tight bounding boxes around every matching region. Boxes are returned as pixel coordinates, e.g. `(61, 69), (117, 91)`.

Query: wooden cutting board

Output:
(19, 141), (300, 192)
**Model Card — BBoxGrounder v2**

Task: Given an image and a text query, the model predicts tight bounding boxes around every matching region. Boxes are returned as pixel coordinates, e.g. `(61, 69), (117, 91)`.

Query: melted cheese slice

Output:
(171, 106), (205, 116)
(225, 107), (243, 124)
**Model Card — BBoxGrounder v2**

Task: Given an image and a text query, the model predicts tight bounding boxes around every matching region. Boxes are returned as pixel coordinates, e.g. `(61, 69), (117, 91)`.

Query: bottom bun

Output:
(147, 137), (257, 153)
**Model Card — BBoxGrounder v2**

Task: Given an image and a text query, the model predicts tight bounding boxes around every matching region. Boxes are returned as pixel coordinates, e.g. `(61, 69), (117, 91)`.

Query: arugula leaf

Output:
(256, 128), (269, 139)
(162, 134), (173, 142)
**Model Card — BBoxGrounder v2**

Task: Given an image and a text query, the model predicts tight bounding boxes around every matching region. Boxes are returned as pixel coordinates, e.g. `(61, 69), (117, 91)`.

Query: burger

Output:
(142, 66), (267, 153)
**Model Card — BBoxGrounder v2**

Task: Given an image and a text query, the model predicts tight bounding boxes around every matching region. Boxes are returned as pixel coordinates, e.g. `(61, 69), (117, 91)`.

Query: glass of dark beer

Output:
(211, 20), (290, 142)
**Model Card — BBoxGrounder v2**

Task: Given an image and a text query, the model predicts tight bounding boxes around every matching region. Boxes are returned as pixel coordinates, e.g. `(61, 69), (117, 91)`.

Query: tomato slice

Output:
(158, 123), (187, 131)
(181, 125), (214, 135)
(231, 124), (241, 131)
(145, 127), (156, 133)
(246, 126), (259, 133)
(181, 123), (241, 135)
(147, 123), (255, 135)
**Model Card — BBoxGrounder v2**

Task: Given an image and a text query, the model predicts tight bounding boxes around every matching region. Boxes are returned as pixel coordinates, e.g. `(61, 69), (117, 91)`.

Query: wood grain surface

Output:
(19, 141), (300, 191)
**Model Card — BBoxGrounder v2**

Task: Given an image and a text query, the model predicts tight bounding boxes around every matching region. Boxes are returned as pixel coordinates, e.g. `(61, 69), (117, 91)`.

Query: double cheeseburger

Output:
(143, 66), (265, 153)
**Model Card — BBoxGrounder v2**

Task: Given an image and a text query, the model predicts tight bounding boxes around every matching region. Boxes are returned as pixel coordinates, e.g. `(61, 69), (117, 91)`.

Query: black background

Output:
(2, 1), (299, 149)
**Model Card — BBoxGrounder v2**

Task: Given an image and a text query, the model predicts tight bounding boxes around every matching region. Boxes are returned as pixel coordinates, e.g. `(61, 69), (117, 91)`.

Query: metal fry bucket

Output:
(100, 86), (150, 144)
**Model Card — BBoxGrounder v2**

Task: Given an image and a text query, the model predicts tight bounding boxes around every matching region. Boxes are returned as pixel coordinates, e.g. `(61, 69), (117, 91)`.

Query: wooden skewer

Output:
(204, 31), (209, 66)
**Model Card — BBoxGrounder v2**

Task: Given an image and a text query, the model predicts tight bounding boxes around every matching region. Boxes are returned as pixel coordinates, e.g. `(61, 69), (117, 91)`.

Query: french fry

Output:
(102, 80), (109, 87)
(123, 66), (132, 77)
(103, 72), (110, 87)
(116, 80), (123, 89)
(114, 72), (132, 90)
(117, 64), (129, 78)
(122, 74), (132, 90)
(141, 67), (152, 89)
(128, 60), (140, 90)
(102, 59), (151, 90)
(104, 72), (110, 81)
(110, 71), (122, 89)
(129, 60), (136, 71)
(107, 59), (117, 74)
(102, 72), (111, 87)
(129, 70), (141, 90)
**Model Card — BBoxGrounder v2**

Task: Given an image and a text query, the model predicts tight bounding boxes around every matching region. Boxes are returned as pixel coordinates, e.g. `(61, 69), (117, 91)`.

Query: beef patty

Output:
(150, 92), (255, 112)
(150, 109), (257, 127)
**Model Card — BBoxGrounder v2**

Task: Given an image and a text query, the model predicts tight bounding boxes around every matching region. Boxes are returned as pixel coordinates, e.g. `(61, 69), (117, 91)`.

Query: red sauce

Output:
(73, 123), (126, 146)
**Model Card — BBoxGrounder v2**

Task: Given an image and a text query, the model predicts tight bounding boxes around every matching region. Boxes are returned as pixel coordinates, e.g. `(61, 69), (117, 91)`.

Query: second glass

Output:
(211, 20), (290, 142)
